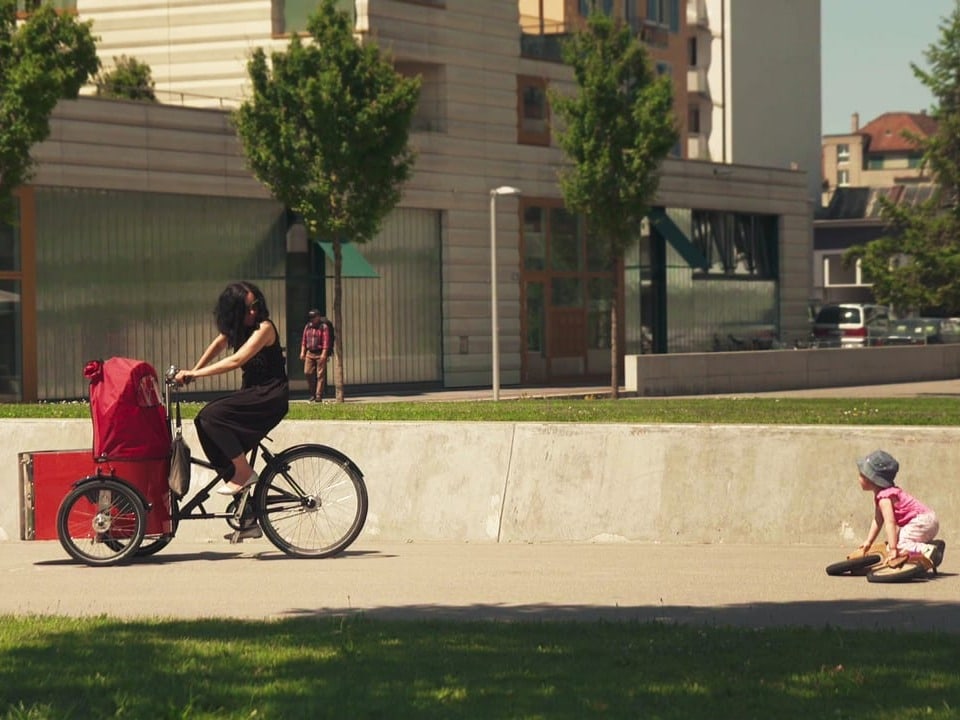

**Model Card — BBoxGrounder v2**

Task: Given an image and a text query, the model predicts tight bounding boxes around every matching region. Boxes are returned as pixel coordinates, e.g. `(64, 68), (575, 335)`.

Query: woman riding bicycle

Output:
(175, 281), (289, 497)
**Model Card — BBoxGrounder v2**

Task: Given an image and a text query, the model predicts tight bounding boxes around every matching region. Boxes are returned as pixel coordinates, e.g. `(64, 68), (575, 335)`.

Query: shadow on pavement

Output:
(280, 596), (960, 632)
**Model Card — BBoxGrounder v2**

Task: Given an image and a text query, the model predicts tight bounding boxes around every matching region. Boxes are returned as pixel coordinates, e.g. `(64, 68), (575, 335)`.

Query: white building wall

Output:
(79, 0), (284, 107)
(703, 0), (822, 205)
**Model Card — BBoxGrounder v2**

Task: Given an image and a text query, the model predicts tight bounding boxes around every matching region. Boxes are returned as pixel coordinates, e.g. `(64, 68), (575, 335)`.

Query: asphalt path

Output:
(337, 378), (960, 402)
(3, 539), (957, 632)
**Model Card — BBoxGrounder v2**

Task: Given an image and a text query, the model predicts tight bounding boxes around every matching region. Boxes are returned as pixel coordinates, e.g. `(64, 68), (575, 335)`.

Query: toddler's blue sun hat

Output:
(857, 449), (899, 488)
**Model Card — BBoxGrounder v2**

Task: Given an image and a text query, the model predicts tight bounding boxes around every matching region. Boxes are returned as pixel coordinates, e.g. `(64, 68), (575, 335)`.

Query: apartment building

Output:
(686, 0), (821, 204)
(3, 0), (812, 400)
(814, 111), (936, 305)
(822, 111), (935, 194)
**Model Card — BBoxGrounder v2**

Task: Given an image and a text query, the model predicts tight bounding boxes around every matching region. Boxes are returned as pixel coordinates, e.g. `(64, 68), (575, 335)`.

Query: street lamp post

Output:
(489, 185), (522, 401)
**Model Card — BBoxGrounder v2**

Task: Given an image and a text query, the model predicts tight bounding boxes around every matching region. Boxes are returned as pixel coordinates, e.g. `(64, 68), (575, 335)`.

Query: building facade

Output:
(814, 111), (936, 305)
(688, 0), (821, 204)
(2, 0), (813, 400)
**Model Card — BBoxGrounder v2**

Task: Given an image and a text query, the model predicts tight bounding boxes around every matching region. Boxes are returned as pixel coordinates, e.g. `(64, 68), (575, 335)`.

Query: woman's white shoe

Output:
(215, 472), (259, 496)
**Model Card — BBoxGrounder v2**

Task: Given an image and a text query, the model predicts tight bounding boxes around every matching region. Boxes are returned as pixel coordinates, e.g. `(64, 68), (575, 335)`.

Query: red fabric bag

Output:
(84, 357), (171, 461)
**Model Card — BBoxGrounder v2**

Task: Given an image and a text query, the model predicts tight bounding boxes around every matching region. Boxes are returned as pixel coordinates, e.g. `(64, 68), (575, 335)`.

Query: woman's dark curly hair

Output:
(214, 281), (270, 350)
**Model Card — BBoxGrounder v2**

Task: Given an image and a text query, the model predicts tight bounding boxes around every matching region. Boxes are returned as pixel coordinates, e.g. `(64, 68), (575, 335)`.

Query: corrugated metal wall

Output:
(329, 208), (442, 386)
(35, 187), (287, 400)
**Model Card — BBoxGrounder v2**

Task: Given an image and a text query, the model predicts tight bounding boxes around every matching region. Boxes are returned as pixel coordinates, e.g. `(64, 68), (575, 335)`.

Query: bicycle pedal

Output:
(224, 526), (262, 543)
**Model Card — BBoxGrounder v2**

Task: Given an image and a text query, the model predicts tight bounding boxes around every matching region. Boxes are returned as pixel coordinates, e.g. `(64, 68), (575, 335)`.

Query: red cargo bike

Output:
(55, 358), (368, 566)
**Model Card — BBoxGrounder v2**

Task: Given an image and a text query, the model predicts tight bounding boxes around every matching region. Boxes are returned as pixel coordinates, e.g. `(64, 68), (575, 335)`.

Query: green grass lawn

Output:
(2, 615), (958, 720)
(4, 396), (960, 425)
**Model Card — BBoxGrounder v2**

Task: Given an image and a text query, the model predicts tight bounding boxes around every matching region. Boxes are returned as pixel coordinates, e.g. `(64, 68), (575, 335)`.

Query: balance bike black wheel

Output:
(255, 446), (368, 558)
(867, 561), (927, 584)
(825, 554), (882, 576)
(57, 479), (147, 566)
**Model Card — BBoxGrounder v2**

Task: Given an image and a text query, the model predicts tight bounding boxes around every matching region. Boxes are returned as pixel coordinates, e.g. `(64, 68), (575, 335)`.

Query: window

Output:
(395, 61), (446, 133)
(273, 0), (354, 35)
(550, 208), (582, 272)
(689, 211), (779, 279)
(688, 106), (701, 134)
(646, 0), (680, 32)
(517, 76), (550, 146)
(688, 37), (698, 67)
(823, 254), (863, 287)
(16, 0), (75, 12)
(836, 143), (849, 162)
(837, 169), (850, 186)
(579, 0), (614, 15)
(523, 207), (546, 271)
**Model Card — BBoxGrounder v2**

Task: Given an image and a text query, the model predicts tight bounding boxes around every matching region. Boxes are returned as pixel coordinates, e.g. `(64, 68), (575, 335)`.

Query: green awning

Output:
(649, 208), (710, 272)
(315, 240), (379, 279)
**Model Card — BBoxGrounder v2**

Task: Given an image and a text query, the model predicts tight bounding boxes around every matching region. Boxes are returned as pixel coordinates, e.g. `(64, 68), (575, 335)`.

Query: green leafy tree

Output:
(234, 0), (419, 402)
(846, 4), (960, 316)
(95, 55), (157, 102)
(550, 10), (677, 398)
(0, 0), (99, 220)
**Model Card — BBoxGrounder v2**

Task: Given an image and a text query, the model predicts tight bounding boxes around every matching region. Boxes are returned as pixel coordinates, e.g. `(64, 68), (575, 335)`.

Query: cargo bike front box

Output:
(19, 358), (175, 556)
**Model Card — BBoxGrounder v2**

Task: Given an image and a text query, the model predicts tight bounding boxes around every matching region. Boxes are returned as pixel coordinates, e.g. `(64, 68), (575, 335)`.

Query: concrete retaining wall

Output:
(626, 345), (960, 396)
(3, 419), (958, 549)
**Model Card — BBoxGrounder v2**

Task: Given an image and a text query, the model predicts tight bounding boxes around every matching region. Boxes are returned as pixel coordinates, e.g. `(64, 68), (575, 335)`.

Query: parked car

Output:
(876, 318), (960, 346)
(811, 303), (890, 348)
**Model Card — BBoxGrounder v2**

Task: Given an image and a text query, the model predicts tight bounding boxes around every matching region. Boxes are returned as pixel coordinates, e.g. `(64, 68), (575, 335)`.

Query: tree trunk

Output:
(333, 238), (345, 402)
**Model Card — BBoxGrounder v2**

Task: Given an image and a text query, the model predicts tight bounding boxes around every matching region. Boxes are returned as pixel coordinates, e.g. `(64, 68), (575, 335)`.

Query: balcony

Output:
(687, 67), (709, 96)
(519, 20), (572, 63)
(687, 133), (711, 161)
(687, 0), (709, 29)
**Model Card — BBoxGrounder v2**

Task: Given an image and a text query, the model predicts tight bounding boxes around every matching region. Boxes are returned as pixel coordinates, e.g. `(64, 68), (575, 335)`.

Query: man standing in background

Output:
(300, 309), (332, 402)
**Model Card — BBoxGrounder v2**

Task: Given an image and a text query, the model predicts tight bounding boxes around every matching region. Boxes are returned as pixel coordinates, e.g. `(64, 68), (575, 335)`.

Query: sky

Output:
(821, 0), (955, 135)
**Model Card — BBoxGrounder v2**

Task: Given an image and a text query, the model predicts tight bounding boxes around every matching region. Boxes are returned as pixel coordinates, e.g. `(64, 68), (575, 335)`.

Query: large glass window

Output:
(587, 277), (613, 349)
(689, 211), (778, 278)
(522, 207), (546, 270)
(549, 208), (582, 271)
(0, 279), (21, 400)
(0, 216), (18, 272)
(525, 282), (545, 352)
(0, 204), (21, 399)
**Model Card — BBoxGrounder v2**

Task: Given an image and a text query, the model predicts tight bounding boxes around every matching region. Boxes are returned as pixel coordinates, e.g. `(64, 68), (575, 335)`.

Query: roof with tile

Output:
(816, 184), (938, 220)
(859, 112), (937, 153)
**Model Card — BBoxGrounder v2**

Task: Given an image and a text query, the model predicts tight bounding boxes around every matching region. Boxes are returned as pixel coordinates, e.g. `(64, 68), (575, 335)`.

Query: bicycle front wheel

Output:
(255, 446), (368, 558)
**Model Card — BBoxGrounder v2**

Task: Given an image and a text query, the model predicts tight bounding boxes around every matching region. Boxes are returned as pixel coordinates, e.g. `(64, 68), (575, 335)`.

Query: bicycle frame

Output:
(163, 367), (277, 527)
(173, 443), (279, 524)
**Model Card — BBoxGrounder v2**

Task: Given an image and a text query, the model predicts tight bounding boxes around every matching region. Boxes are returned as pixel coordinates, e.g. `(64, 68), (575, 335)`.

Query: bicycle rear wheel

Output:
(255, 446), (368, 558)
(57, 479), (146, 566)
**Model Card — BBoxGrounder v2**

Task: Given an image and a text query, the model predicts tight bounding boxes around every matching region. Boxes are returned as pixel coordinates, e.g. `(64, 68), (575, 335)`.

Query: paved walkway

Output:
(330, 378), (960, 403)
(3, 540), (957, 631)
